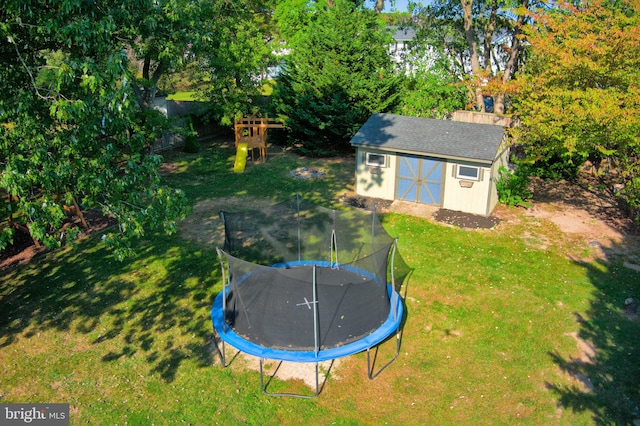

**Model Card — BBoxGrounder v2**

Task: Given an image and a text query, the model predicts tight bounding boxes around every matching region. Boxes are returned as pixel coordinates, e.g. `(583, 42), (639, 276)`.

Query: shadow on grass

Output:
(0, 143), (400, 388)
(547, 244), (640, 424)
(0, 231), (220, 383)
(161, 140), (358, 207)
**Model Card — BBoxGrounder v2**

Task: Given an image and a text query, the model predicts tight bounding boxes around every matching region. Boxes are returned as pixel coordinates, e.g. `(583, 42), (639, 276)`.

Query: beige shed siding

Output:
(442, 161), (493, 215)
(355, 148), (397, 200)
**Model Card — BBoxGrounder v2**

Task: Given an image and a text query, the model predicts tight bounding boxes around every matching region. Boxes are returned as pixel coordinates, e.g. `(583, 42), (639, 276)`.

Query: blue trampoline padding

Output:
(211, 284), (403, 363)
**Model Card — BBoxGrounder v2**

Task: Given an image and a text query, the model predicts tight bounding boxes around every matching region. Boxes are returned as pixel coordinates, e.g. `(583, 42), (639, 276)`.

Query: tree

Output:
(392, 69), (467, 118)
(270, 0), (401, 155)
(411, 0), (532, 113)
(100, 0), (275, 128)
(120, 0), (218, 110)
(0, 0), (190, 259)
(192, 1), (278, 125)
(511, 0), (640, 212)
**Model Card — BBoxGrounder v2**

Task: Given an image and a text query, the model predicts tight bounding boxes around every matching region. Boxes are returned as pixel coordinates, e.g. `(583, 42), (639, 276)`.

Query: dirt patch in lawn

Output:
(433, 209), (500, 229)
(178, 195), (277, 249)
(495, 177), (640, 265)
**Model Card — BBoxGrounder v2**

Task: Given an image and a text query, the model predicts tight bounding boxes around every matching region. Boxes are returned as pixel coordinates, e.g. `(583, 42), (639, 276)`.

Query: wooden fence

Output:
(451, 110), (515, 127)
(151, 98), (225, 153)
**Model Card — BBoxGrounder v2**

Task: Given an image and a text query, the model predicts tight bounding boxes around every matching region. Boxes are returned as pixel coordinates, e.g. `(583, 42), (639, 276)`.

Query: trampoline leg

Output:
(367, 330), (402, 380)
(220, 340), (227, 368)
(259, 359), (321, 398)
(211, 329), (229, 368)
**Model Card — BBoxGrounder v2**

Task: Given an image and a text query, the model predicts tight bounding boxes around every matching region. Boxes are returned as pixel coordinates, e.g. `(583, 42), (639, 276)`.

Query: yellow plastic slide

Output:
(234, 143), (248, 173)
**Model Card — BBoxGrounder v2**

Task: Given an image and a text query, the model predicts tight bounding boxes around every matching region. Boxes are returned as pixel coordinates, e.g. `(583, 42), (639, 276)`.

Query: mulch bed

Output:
(433, 209), (500, 229)
(343, 196), (393, 211)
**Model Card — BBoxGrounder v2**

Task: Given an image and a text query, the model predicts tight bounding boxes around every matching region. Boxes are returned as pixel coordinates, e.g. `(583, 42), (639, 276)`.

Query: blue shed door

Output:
(396, 155), (444, 205)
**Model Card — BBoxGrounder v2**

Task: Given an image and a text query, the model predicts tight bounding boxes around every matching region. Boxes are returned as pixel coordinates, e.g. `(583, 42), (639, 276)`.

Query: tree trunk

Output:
(72, 196), (88, 229)
(475, 87), (485, 112)
(462, 0), (481, 74)
(484, 0), (498, 72)
(494, 0), (529, 115)
(139, 56), (164, 109)
(494, 93), (506, 115)
(462, 0), (485, 111)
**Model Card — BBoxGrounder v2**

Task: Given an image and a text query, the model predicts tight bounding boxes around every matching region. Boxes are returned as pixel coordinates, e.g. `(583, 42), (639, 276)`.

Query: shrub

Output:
(270, 2), (399, 155)
(529, 153), (585, 181)
(183, 121), (200, 153)
(496, 165), (532, 208)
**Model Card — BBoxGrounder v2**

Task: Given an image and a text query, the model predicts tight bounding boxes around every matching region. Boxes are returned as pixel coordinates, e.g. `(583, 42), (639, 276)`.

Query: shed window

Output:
(365, 153), (387, 167)
(456, 165), (481, 181)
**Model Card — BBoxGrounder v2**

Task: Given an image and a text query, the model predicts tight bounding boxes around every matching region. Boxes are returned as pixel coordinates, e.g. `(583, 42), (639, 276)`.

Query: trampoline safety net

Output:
(217, 195), (398, 352)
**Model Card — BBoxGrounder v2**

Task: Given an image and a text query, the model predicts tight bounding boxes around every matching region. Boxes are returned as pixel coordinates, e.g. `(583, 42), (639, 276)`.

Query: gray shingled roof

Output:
(350, 113), (505, 163)
(390, 26), (416, 42)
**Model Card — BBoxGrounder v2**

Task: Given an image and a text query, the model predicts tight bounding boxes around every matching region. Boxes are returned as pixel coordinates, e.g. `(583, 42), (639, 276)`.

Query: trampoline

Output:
(212, 196), (404, 397)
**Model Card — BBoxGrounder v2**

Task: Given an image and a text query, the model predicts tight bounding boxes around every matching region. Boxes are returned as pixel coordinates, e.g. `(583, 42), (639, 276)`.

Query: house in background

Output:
(389, 26), (416, 63)
(387, 26), (436, 74)
(350, 113), (509, 216)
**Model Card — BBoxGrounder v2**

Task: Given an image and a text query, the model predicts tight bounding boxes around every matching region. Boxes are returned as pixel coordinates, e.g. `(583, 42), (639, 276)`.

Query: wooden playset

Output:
(233, 115), (283, 171)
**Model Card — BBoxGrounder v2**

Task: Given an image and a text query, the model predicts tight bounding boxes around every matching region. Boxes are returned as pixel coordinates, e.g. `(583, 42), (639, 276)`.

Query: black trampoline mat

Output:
(225, 265), (389, 351)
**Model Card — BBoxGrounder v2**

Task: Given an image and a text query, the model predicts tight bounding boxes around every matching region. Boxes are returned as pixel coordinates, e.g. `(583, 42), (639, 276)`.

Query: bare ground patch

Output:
(238, 352), (340, 392)
(208, 326), (340, 392)
(559, 332), (597, 392)
(178, 196), (277, 249)
(498, 177), (640, 265)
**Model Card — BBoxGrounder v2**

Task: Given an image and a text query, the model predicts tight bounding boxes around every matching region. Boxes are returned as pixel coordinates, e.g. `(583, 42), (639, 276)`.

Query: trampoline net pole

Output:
(312, 264), (320, 358)
(331, 209), (338, 268)
(372, 204), (376, 248)
(220, 211), (231, 252)
(390, 239), (398, 321)
(296, 193), (301, 262)
(216, 248), (229, 334)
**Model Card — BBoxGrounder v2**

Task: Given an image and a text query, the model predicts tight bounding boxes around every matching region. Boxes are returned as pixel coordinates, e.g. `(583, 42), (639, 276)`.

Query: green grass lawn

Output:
(166, 81), (274, 102)
(1, 141), (639, 424)
(166, 92), (200, 102)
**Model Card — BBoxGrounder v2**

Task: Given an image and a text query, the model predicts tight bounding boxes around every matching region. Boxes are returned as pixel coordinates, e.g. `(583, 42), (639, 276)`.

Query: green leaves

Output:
(1, 0), (190, 258)
(513, 0), (640, 207)
(192, 0), (274, 125)
(271, 0), (400, 154)
(496, 165), (532, 208)
(393, 70), (467, 118)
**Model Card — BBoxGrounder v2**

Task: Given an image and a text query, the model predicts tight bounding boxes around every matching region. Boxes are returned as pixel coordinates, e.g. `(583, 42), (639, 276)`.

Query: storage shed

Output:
(350, 113), (509, 216)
